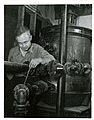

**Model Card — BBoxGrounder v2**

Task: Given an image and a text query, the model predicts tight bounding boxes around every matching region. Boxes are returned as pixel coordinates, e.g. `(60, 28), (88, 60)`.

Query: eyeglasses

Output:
(17, 36), (31, 46)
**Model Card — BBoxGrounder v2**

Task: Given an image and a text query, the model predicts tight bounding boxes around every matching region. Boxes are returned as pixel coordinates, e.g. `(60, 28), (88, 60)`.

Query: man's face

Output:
(16, 31), (32, 51)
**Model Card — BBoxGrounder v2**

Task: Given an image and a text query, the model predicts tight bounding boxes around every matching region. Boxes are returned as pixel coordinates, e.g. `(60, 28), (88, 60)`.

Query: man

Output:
(6, 26), (56, 116)
(8, 26), (55, 69)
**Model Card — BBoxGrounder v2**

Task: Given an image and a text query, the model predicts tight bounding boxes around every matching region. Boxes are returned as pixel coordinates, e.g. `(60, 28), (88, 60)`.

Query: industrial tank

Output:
(40, 25), (91, 62)
(39, 25), (91, 107)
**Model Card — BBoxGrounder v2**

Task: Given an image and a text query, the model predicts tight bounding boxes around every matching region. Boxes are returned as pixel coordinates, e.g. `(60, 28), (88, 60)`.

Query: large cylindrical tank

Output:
(40, 25), (91, 63)
(40, 25), (91, 107)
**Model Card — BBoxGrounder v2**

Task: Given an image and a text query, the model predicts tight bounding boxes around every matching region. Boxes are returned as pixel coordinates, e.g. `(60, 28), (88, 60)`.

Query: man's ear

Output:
(30, 35), (32, 41)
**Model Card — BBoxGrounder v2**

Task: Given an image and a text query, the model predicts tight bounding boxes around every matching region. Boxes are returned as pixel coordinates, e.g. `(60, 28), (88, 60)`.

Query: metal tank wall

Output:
(39, 25), (91, 107)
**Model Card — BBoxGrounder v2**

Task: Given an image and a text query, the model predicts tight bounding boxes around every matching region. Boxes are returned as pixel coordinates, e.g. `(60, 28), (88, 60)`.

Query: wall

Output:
(4, 6), (18, 60)
(76, 15), (92, 29)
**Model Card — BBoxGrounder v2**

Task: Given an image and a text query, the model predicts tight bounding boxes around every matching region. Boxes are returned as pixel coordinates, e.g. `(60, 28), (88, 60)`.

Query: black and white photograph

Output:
(4, 4), (92, 118)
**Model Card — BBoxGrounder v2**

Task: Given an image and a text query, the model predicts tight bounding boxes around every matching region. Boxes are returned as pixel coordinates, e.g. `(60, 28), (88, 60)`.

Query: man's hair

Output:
(15, 25), (30, 37)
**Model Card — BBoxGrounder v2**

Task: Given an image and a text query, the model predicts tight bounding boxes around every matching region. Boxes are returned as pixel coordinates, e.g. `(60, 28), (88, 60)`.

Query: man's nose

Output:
(22, 43), (26, 47)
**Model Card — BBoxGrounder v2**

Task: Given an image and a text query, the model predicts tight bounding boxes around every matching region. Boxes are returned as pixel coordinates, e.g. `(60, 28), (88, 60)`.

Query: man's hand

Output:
(29, 58), (42, 69)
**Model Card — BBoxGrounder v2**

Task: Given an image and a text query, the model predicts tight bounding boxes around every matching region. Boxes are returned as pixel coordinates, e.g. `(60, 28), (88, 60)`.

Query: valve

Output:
(13, 84), (30, 115)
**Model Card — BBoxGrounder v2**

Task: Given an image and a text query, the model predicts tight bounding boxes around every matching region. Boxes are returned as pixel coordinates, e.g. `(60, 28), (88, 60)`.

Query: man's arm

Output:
(8, 48), (13, 61)
(7, 48), (15, 80)
(29, 44), (55, 69)
(38, 45), (55, 64)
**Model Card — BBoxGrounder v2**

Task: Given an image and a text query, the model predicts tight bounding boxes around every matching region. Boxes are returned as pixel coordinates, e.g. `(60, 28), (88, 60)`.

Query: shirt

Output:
(8, 43), (55, 65)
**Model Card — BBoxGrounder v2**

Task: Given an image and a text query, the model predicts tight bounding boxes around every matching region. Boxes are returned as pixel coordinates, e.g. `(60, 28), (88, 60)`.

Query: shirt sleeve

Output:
(8, 48), (13, 61)
(37, 44), (55, 64)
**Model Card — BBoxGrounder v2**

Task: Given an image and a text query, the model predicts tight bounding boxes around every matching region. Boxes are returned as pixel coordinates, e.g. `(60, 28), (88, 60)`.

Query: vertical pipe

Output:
(30, 11), (37, 36)
(56, 72), (66, 117)
(56, 5), (68, 117)
(33, 7), (37, 36)
(60, 5), (68, 64)
(17, 6), (25, 27)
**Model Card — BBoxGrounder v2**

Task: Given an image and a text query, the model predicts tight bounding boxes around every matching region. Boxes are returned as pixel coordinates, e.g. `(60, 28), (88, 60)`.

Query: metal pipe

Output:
(56, 71), (66, 117)
(56, 5), (68, 117)
(59, 5), (68, 64)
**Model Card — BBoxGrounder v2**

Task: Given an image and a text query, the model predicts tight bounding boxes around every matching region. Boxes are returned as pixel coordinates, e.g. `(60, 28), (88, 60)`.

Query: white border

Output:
(2, 0), (94, 5)
(0, 0), (94, 120)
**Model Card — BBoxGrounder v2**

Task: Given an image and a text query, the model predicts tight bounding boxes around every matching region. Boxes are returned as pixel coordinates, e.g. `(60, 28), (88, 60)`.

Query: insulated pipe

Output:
(56, 5), (68, 117)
